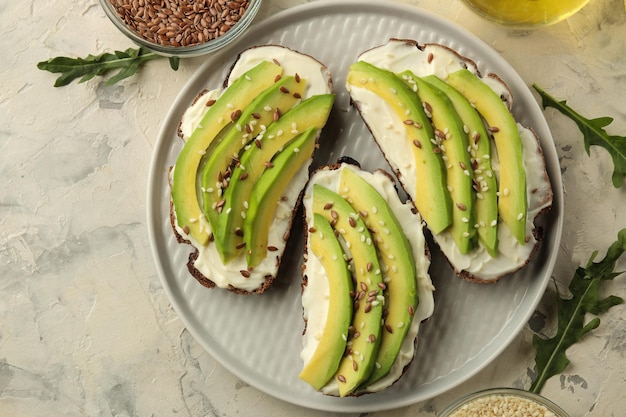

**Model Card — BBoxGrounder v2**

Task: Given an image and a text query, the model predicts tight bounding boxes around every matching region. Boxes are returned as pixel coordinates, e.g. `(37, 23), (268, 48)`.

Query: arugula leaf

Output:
(533, 84), (626, 188)
(530, 228), (626, 393)
(37, 47), (177, 87)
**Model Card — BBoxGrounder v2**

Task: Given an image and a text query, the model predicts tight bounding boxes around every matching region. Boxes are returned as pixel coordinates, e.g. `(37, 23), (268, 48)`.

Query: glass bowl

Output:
(99, 0), (262, 57)
(461, 0), (591, 29)
(438, 388), (570, 417)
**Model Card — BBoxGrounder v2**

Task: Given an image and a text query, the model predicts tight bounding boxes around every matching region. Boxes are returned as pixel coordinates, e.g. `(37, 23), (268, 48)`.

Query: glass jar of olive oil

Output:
(462, 0), (591, 28)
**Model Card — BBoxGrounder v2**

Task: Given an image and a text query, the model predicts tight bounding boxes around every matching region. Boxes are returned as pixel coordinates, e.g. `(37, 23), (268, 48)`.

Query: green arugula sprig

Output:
(533, 84), (626, 188)
(37, 47), (178, 87)
(530, 228), (626, 393)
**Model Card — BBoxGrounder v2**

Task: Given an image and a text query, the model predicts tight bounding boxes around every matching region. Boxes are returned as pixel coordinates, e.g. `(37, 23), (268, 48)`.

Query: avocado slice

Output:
(242, 127), (318, 267)
(346, 61), (452, 235)
(219, 94), (335, 268)
(171, 61), (283, 246)
(445, 69), (527, 245)
(312, 184), (383, 397)
(402, 72), (476, 254)
(201, 75), (307, 263)
(299, 213), (354, 390)
(337, 166), (418, 387)
(422, 75), (499, 257)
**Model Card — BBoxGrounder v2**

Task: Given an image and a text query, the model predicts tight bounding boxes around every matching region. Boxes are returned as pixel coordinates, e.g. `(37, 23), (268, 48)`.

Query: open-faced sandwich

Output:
(299, 161), (435, 396)
(346, 39), (553, 283)
(170, 45), (334, 294)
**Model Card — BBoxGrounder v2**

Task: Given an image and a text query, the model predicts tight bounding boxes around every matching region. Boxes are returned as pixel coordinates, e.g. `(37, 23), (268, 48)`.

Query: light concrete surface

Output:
(2, 0), (625, 415)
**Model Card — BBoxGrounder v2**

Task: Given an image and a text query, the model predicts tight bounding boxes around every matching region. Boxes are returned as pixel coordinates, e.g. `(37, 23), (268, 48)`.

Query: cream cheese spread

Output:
(301, 164), (435, 395)
(347, 39), (551, 281)
(172, 45), (332, 292)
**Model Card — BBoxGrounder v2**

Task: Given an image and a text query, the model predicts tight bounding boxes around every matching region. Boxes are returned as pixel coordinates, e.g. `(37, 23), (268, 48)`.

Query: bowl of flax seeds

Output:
(100, 0), (262, 57)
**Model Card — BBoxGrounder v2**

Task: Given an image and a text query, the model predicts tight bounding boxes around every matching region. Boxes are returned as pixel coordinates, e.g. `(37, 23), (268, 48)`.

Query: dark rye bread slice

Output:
(169, 45), (334, 294)
(299, 159), (434, 396)
(347, 38), (553, 283)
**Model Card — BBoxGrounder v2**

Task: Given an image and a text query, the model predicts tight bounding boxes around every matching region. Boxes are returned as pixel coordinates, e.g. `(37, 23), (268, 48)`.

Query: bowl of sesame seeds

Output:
(100, 0), (262, 57)
(438, 388), (569, 417)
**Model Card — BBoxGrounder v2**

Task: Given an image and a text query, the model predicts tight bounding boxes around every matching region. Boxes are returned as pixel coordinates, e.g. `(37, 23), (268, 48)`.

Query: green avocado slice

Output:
(337, 166), (419, 387)
(171, 61), (283, 246)
(346, 61), (452, 235)
(422, 74), (500, 257)
(312, 184), (383, 397)
(218, 94), (335, 268)
(402, 72), (476, 254)
(242, 127), (318, 267)
(201, 75), (307, 263)
(299, 213), (354, 390)
(445, 69), (527, 245)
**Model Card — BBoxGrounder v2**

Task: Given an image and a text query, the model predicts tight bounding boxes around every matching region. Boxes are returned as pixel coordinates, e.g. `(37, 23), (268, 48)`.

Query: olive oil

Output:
(463, 0), (591, 28)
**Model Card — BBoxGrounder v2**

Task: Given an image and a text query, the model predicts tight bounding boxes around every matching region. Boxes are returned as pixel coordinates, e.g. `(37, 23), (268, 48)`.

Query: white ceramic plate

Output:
(147, 0), (563, 412)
